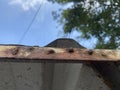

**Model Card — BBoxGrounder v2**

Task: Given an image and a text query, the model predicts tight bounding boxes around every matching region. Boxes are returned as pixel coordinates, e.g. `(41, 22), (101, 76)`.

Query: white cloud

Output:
(9, 0), (48, 11)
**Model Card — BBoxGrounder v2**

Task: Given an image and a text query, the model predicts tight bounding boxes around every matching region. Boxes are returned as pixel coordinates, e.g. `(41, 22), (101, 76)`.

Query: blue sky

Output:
(0, 0), (62, 46)
(0, 0), (96, 48)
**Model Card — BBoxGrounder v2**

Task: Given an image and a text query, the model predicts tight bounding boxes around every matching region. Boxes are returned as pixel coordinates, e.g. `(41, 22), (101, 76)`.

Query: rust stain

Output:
(66, 48), (74, 53)
(0, 45), (119, 62)
(11, 47), (19, 55)
(46, 49), (55, 54)
(88, 50), (94, 55)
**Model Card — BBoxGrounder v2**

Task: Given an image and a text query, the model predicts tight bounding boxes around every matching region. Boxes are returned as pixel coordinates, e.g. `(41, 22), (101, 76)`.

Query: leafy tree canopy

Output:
(49, 0), (120, 49)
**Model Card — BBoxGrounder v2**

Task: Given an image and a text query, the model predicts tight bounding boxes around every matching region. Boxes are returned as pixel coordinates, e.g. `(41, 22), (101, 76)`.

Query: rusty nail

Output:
(101, 53), (107, 57)
(27, 47), (34, 52)
(11, 48), (19, 55)
(88, 50), (93, 55)
(66, 48), (74, 53)
(47, 49), (55, 54)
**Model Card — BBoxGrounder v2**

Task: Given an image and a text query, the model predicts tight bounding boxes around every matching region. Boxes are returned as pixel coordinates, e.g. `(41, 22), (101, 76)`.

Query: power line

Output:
(18, 2), (43, 44)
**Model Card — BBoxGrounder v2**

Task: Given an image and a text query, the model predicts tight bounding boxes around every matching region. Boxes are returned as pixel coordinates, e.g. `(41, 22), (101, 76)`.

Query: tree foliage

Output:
(49, 0), (120, 49)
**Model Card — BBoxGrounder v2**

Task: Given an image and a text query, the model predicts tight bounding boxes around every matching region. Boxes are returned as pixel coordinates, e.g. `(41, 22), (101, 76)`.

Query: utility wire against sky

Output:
(18, 2), (43, 44)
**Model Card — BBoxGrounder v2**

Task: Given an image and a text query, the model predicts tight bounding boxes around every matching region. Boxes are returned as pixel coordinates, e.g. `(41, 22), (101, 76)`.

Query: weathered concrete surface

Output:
(0, 62), (110, 90)
(0, 62), (44, 90)
(52, 63), (109, 90)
